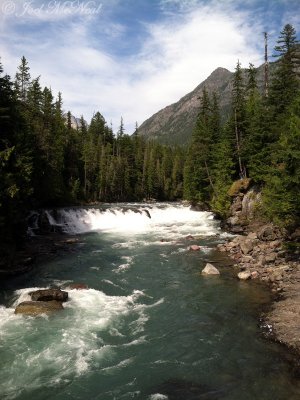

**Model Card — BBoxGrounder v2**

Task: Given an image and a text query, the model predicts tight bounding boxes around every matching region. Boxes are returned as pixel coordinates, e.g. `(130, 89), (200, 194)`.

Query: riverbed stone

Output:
(257, 224), (285, 241)
(248, 232), (258, 240)
(265, 253), (277, 263)
(15, 300), (64, 315)
(29, 289), (68, 302)
(238, 271), (251, 280)
(240, 238), (254, 255)
(251, 271), (259, 279)
(202, 263), (220, 275)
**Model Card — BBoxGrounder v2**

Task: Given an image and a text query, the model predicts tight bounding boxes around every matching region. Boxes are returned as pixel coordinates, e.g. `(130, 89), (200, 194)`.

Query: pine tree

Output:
(243, 63), (266, 181)
(270, 24), (300, 117)
(263, 92), (300, 225)
(116, 116), (125, 157)
(15, 56), (31, 102)
(184, 88), (215, 203)
(231, 60), (247, 178)
(210, 123), (235, 216)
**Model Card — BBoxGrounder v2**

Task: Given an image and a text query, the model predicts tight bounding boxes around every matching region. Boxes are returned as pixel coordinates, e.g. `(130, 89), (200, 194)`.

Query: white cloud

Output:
(1, 1), (268, 134)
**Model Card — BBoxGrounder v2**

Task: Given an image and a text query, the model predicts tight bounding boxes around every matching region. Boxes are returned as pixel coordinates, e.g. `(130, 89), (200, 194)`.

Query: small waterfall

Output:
(28, 203), (220, 236)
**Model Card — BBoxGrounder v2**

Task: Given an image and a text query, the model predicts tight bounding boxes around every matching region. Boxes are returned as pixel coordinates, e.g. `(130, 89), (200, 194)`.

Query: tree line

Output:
(0, 58), (184, 251)
(184, 23), (300, 228)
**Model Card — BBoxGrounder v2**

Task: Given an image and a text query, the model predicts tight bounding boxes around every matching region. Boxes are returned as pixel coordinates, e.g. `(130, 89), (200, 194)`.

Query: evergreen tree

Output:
(210, 123), (235, 216)
(15, 56), (31, 102)
(231, 60), (246, 178)
(269, 24), (300, 117)
(263, 92), (300, 225)
(184, 88), (214, 202)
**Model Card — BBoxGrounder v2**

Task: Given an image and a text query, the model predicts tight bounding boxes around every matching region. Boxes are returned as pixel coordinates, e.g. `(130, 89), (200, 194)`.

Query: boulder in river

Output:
(15, 300), (64, 315)
(202, 263), (220, 275)
(189, 245), (201, 251)
(68, 283), (88, 290)
(29, 289), (68, 302)
(185, 235), (195, 240)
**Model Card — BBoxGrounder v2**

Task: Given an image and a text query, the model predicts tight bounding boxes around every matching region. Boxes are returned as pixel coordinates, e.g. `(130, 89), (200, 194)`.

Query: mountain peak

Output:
(138, 67), (234, 145)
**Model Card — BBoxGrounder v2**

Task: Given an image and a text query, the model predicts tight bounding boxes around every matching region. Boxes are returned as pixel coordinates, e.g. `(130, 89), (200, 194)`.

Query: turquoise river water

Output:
(0, 203), (300, 400)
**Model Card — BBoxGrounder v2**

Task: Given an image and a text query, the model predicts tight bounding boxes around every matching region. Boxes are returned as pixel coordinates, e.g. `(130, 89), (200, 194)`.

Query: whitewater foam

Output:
(0, 286), (156, 397)
(33, 204), (220, 238)
(149, 394), (169, 400)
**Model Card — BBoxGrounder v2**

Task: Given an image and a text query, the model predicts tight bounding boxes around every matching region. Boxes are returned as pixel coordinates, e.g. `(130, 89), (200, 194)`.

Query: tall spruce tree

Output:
(15, 56), (31, 103)
(269, 24), (300, 117)
(231, 60), (247, 178)
(184, 88), (214, 203)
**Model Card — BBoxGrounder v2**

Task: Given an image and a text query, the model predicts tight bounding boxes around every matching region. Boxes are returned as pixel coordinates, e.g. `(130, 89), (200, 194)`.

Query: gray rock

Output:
(258, 255), (267, 265)
(265, 253), (277, 263)
(241, 255), (254, 263)
(290, 228), (300, 241)
(269, 240), (282, 249)
(240, 238), (254, 255)
(251, 271), (259, 279)
(257, 224), (285, 241)
(238, 271), (251, 280)
(248, 232), (258, 240)
(227, 216), (240, 226)
(15, 301), (64, 315)
(202, 263), (220, 275)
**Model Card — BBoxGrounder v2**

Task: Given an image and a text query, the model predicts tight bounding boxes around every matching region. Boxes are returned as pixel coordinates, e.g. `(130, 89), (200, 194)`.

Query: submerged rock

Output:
(143, 209), (151, 219)
(68, 283), (88, 290)
(15, 300), (64, 315)
(29, 289), (68, 302)
(148, 378), (223, 399)
(202, 263), (220, 275)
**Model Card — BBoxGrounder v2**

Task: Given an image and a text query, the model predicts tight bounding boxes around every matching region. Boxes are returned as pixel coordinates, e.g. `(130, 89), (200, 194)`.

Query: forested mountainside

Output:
(183, 24), (300, 227)
(137, 63), (272, 145)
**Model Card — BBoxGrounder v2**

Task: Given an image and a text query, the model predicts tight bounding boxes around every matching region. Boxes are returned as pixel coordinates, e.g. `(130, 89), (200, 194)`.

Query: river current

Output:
(0, 203), (300, 399)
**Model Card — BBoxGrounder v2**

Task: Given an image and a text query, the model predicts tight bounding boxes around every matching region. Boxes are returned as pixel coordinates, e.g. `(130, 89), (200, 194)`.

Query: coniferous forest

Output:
(0, 24), (299, 254)
(184, 24), (300, 226)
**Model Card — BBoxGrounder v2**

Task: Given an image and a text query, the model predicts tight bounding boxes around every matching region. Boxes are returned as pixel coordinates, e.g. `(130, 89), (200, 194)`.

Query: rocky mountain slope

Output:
(138, 64), (267, 145)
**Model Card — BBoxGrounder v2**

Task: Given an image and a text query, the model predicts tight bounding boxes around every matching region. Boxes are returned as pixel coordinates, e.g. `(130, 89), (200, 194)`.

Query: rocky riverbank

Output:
(218, 226), (300, 353)
(217, 178), (300, 354)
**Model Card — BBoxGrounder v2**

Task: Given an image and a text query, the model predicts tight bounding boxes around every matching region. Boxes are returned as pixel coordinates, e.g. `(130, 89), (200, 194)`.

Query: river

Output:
(0, 203), (300, 399)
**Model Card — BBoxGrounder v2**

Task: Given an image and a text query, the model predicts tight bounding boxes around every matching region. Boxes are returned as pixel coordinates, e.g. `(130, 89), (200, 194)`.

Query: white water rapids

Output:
(33, 203), (221, 238)
(2, 203), (297, 400)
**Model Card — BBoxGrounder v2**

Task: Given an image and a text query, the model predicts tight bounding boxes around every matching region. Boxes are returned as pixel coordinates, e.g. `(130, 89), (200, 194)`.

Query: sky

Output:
(0, 0), (299, 133)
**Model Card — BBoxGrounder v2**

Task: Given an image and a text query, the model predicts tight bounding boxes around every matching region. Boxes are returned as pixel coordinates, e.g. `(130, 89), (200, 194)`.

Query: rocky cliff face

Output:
(226, 179), (263, 233)
(138, 67), (232, 145)
(63, 113), (87, 130)
(138, 63), (271, 145)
